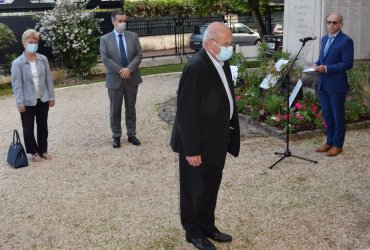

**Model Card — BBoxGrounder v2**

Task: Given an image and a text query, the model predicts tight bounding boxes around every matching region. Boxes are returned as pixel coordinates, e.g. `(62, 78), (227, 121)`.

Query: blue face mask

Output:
(213, 41), (233, 61)
(26, 43), (38, 54)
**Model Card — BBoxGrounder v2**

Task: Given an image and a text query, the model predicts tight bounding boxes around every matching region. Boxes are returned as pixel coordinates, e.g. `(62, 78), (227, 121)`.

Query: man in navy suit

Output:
(171, 22), (240, 250)
(314, 13), (354, 157)
(100, 11), (143, 148)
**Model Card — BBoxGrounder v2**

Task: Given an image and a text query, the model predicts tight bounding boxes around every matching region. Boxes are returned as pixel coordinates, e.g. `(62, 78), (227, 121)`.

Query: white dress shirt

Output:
(206, 51), (234, 120)
(113, 29), (128, 57)
(30, 61), (40, 99)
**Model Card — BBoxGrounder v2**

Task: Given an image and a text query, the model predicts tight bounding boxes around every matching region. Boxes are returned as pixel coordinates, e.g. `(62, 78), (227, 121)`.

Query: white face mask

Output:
(115, 22), (126, 33)
(26, 43), (38, 54)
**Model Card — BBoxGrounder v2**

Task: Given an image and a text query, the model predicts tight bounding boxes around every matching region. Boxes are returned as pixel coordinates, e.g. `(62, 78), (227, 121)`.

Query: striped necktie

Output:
(324, 36), (334, 57)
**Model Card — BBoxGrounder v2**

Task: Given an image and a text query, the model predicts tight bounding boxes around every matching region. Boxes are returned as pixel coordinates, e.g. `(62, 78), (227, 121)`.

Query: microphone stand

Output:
(269, 39), (318, 169)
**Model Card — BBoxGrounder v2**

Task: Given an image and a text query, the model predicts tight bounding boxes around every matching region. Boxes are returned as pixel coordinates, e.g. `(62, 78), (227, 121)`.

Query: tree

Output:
(249, 0), (267, 37)
(192, 0), (268, 37)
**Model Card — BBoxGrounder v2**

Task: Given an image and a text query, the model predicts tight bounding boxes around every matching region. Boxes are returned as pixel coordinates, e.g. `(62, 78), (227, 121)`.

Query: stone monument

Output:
(283, 0), (370, 64)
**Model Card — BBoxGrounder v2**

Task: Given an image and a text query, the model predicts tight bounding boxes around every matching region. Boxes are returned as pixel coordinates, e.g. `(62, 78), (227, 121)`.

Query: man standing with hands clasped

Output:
(100, 11), (143, 148)
(171, 22), (240, 250)
(313, 13), (354, 157)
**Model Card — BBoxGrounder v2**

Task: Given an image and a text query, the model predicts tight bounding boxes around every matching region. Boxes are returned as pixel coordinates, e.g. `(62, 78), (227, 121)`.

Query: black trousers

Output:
(20, 99), (49, 155)
(179, 154), (224, 238)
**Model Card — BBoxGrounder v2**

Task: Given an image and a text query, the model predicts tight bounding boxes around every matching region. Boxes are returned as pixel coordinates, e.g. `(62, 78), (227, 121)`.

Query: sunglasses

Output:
(327, 21), (338, 25)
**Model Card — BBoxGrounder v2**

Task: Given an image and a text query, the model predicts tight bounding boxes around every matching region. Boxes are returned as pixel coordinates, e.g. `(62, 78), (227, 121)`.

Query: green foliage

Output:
(125, 0), (196, 17)
(125, 0), (250, 17)
(0, 23), (17, 63)
(263, 91), (324, 133)
(0, 23), (16, 51)
(236, 46), (325, 133)
(347, 57), (370, 122)
(235, 45), (370, 133)
(35, 0), (102, 77)
(345, 98), (362, 123)
(263, 94), (284, 114)
(140, 63), (185, 75)
(235, 69), (264, 118)
(192, 0), (249, 16)
(257, 42), (290, 66)
(348, 60), (370, 105)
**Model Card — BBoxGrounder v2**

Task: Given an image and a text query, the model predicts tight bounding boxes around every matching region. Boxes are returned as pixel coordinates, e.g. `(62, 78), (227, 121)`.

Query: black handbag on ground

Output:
(7, 129), (29, 168)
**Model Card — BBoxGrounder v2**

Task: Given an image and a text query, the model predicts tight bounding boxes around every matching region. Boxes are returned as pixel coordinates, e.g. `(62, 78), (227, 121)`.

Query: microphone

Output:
(300, 36), (317, 43)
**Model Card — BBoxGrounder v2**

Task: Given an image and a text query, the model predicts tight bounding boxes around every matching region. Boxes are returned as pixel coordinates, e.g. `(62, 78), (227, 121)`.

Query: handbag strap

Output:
(13, 129), (21, 144)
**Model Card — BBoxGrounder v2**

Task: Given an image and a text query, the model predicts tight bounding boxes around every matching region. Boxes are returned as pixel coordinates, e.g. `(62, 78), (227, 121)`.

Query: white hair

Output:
(202, 22), (224, 47)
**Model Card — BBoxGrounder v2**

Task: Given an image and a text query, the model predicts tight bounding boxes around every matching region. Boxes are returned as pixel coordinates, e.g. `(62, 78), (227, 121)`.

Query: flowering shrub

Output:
(234, 48), (370, 134)
(35, 0), (102, 77)
(265, 91), (325, 132)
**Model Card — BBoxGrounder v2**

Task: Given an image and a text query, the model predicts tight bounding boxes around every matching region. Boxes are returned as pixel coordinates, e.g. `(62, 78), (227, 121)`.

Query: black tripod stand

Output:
(269, 40), (318, 169)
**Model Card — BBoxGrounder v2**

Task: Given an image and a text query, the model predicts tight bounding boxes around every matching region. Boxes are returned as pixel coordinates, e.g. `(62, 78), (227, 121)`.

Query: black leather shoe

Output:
(113, 137), (121, 148)
(128, 136), (141, 146)
(186, 234), (216, 250)
(205, 231), (232, 242)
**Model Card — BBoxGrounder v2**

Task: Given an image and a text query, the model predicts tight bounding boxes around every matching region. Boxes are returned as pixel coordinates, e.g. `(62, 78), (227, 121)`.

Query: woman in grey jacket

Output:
(11, 29), (55, 162)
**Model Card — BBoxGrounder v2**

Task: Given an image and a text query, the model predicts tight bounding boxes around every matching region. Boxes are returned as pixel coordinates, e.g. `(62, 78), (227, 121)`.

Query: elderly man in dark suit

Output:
(100, 11), (142, 148)
(171, 22), (240, 250)
(314, 13), (354, 157)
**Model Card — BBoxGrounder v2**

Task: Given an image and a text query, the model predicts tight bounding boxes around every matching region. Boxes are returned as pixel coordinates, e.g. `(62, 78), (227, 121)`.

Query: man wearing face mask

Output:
(100, 11), (143, 148)
(11, 29), (55, 162)
(170, 22), (240, 250)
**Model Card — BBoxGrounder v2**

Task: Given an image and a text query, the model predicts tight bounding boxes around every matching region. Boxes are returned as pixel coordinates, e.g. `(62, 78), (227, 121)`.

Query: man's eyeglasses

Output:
(327, 21), (338, 25)
(213, 40), (234, 48)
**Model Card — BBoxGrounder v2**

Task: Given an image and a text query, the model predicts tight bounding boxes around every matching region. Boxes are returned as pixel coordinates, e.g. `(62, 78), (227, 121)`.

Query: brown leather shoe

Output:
(326, 147), (342, 157)
(315, 144), (332, 153)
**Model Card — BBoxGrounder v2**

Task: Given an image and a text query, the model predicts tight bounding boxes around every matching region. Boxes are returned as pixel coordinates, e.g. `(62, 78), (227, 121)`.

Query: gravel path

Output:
(0, 73), (369, 249)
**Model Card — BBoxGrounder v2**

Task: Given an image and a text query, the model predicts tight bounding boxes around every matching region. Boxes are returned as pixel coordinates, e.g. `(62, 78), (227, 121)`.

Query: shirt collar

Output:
(329, 30), (340, 38)
(113, 29), (124, 37)
(206, 50), (224, 68)
(20, 52), (40, 64)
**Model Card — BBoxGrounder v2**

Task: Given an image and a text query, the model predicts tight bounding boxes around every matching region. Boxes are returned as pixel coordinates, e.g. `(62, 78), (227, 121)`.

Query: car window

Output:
(234, 24), (253, 34)
(200, 25), (208, 34)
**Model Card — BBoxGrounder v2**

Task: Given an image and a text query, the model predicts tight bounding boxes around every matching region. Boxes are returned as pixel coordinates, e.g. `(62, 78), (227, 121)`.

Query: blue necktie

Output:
(118, 34), (128, 67)
(324, 36), (334, 57)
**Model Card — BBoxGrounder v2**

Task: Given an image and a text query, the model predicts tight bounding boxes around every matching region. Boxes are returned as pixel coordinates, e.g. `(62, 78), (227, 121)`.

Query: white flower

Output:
(36, 0), (100, 75)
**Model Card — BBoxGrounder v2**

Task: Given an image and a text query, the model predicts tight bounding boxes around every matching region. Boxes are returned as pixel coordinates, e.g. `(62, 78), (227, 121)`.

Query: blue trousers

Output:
(318, 90), (347, 148)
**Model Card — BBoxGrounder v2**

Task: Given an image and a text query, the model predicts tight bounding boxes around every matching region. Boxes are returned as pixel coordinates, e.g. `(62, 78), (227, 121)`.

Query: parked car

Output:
(263, 23), (283, 57)
(272, 23), (283, 35)
(189, 22), (261, 51)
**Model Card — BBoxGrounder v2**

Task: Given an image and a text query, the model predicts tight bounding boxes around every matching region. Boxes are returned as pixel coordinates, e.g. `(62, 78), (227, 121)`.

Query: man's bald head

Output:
(202, 22), (233, 61)
(202, 22), (232, 47)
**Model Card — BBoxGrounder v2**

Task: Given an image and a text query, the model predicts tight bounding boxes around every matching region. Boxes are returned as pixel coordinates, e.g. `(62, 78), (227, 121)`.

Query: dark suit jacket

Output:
(100, 30), (143, 89)
(170, 49), (240, 166)
(316, 31), (354, 92)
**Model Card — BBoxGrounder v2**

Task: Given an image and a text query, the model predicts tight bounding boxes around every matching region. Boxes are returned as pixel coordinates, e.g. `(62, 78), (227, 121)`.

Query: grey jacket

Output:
(100, 30), (143, 89)
(11, 53), (55, 107)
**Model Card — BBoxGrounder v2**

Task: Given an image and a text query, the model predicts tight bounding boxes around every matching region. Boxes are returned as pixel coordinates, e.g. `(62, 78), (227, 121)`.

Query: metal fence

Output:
(126, 15), (224, 58)
(0, 13), (225, 67)
(0, 0), (283, 73)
